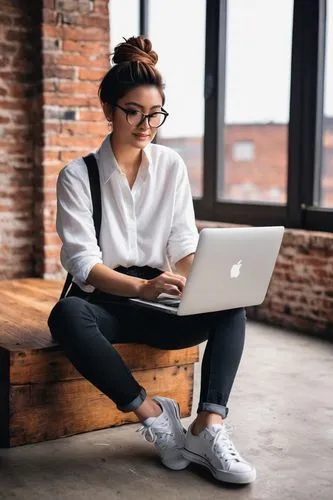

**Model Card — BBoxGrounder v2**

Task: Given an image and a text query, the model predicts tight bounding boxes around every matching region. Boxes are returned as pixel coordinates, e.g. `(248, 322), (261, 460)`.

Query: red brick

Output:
(93, 3), (109, 16)
(43, 25), (63, 38)
(43, 0), (55, 9)
(44, 233), (62, 246)
(61, 121), (107, 135)
(45, 134), (104, 148)
(5, 29), (31, 43)
(45, 135), (88, 149)
(44, 94), (99, 107)
(0, 115), (10, 124)
(0, 55), (10, 68)
(55, 53), (108, 68)
(62, 26), (106, 42)
(43, 164), (64, 176)
(44, 245), (60, 258)
(43, 66), (75, 79)
(58, 80), (98, 95)
(43, 150), (60, 161)
(44, 80), (58, 92)
(59, 150), (83, 163)
(79, 110), (104, 121)
(0, 14), (12, 25)
(44, 177), (58, 190)
(44, 260), (63, 274)
(79, 16), (109, 30)
(79, 67), (106, 81)
(43, 9), (58, 24)
(63, 40), (108, 56)
(55, 0), (78, 11)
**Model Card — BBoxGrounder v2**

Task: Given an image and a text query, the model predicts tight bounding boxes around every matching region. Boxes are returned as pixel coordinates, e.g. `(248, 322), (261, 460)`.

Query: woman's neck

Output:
(110, 134), (142, 171)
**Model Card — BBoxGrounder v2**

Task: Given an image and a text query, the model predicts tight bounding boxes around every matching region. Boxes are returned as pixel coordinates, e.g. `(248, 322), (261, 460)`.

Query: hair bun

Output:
(113, 36), (158, 67)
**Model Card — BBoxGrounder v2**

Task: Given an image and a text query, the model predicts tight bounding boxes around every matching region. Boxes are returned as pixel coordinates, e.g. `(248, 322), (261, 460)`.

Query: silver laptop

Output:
(130, 226), (284, 316)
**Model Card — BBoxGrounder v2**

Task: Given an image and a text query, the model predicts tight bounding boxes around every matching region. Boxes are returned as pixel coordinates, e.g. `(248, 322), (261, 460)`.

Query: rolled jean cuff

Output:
(117, 387), (147, 413)
(197, 402), (229, 419)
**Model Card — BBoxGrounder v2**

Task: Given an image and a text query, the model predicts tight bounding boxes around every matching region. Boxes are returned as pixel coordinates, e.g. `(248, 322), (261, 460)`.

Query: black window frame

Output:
(141, 0), (333, 232)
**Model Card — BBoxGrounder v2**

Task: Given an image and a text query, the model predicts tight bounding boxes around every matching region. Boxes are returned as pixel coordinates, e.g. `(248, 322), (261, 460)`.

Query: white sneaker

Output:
(183, 423), (256, 484)
(137, 396), (190, 470)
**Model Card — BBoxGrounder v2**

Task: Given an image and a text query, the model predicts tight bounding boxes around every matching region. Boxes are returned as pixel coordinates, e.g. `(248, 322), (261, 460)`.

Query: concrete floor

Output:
(1, 321), (333, 500)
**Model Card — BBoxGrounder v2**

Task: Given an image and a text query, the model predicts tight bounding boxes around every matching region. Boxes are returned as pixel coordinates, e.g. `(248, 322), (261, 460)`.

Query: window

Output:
(217, 0), (293, 204)
(109, 0), (139, 52)
(110, 0), (333, 232)
(321, 0), (333, 208)
(148, 0), (206, 198)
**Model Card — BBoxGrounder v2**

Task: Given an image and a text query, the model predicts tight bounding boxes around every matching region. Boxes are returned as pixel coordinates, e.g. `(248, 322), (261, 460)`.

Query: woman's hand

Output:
(138, 272), (186, 300)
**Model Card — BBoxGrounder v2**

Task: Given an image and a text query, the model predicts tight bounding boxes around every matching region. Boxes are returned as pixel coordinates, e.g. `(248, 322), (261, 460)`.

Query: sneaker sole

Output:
(153, 397), (190, 471)
(182, 448), (256, 484)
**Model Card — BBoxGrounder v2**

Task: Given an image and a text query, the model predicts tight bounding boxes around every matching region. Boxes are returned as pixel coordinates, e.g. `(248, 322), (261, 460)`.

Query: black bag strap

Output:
(59, 153), (102, 299)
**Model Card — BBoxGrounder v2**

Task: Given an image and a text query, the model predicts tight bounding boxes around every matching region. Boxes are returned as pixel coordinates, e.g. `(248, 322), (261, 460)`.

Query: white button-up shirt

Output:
(56, 134), (199, 292)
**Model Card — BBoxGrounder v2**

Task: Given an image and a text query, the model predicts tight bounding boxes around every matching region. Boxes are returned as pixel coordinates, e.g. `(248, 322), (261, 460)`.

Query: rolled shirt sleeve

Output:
(56, 162), (103, 284)
(167, 155), (199, 266)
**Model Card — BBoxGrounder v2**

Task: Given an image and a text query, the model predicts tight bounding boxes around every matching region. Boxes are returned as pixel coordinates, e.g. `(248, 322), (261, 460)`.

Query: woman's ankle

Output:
(134, 396), (162, 422)
(191, 411), (224, 436)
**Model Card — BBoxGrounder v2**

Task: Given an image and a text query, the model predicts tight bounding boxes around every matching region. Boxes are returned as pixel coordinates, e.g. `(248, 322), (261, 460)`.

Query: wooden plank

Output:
(21, 278), (63, 291)
(2, 280), (60, 301)
(9, 344), (199, 384)
(0, 279), (62, 294)
(0, 290), (54, 315)
(9, 364), (194, 447)
(0, 301), (51, 348)
(0, 347), (9, 447)
(0, 291), (53, 324)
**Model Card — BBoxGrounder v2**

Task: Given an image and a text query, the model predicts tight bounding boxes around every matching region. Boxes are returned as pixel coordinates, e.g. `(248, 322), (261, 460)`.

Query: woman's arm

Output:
(174, 253), (195, 278)
(86, 263), (145, 297)
(87, 263), (186, 299)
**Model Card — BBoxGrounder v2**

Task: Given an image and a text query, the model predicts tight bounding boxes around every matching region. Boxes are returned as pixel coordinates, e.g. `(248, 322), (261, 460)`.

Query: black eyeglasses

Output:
(113, 104), (169, 128)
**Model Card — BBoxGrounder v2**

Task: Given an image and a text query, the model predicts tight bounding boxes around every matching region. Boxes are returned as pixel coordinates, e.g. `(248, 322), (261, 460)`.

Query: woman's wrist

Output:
(137, 278), (148, 298)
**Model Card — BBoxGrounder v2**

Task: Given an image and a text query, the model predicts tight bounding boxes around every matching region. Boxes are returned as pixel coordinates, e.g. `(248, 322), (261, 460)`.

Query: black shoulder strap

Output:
(59, 153), (102, 299)
(85, 153), (102, 243)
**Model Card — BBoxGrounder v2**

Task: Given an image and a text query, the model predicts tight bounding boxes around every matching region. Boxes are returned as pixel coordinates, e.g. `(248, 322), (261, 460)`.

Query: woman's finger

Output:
(161, 275), (185, 292)
(163, 284), (182, 295)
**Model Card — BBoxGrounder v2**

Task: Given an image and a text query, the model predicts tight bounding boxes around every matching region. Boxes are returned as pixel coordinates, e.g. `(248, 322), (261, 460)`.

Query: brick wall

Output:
(0, 2), (332, 338)
(0, 0), (110, 280)
(197, 221), (333, 339)
(42, 0), (110, 279)
(0, 0), (42, 279)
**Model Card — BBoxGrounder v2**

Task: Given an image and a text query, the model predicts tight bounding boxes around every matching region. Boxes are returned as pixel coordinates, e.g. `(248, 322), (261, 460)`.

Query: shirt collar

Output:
(97, 134), (153, 185)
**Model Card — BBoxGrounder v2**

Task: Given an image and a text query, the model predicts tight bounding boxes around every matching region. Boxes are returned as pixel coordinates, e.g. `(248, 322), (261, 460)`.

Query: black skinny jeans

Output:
(48, 271), (246, 419)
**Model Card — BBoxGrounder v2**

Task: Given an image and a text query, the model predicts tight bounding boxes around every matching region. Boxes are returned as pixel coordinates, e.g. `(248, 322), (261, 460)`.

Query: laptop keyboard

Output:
(154, 297), (181, 307)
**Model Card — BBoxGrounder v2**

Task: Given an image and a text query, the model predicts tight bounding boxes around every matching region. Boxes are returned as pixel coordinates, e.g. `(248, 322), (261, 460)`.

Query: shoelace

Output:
(212, 426), (243, 463)
(137, 421), (178, 451)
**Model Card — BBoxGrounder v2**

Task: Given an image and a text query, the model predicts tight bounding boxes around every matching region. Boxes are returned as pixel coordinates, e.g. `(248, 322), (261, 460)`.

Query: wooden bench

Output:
(0, 279), (198, 447)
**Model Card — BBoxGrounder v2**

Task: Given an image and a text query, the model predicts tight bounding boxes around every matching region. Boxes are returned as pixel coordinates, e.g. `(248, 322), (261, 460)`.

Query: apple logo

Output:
(230, 260), (242, 278)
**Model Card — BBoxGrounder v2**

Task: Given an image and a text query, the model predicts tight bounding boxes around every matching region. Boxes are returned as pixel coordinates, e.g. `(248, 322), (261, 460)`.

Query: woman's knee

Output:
(232, 307), (246, 320)
(48, 296), (88, 340)
(212, 307), (246, 332)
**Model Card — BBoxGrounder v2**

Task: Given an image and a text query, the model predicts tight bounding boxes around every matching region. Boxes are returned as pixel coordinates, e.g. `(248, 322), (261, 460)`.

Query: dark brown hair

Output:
(99, 36), (165, 107)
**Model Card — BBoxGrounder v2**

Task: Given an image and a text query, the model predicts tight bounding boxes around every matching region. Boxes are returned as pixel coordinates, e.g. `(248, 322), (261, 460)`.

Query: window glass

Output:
(109, 0), (140, 52)
(218, 0), (293, 204)
(149, 0), (206, 198)
(321, 0), (333, 208)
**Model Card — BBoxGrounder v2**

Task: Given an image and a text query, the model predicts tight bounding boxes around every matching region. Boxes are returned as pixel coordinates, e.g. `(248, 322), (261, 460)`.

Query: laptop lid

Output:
(177, 226), (284, 316)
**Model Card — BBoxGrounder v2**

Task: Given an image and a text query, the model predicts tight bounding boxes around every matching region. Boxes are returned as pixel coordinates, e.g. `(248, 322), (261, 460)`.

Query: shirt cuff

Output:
(70, 256), (103, 284)
(168, 239), (198, 267)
